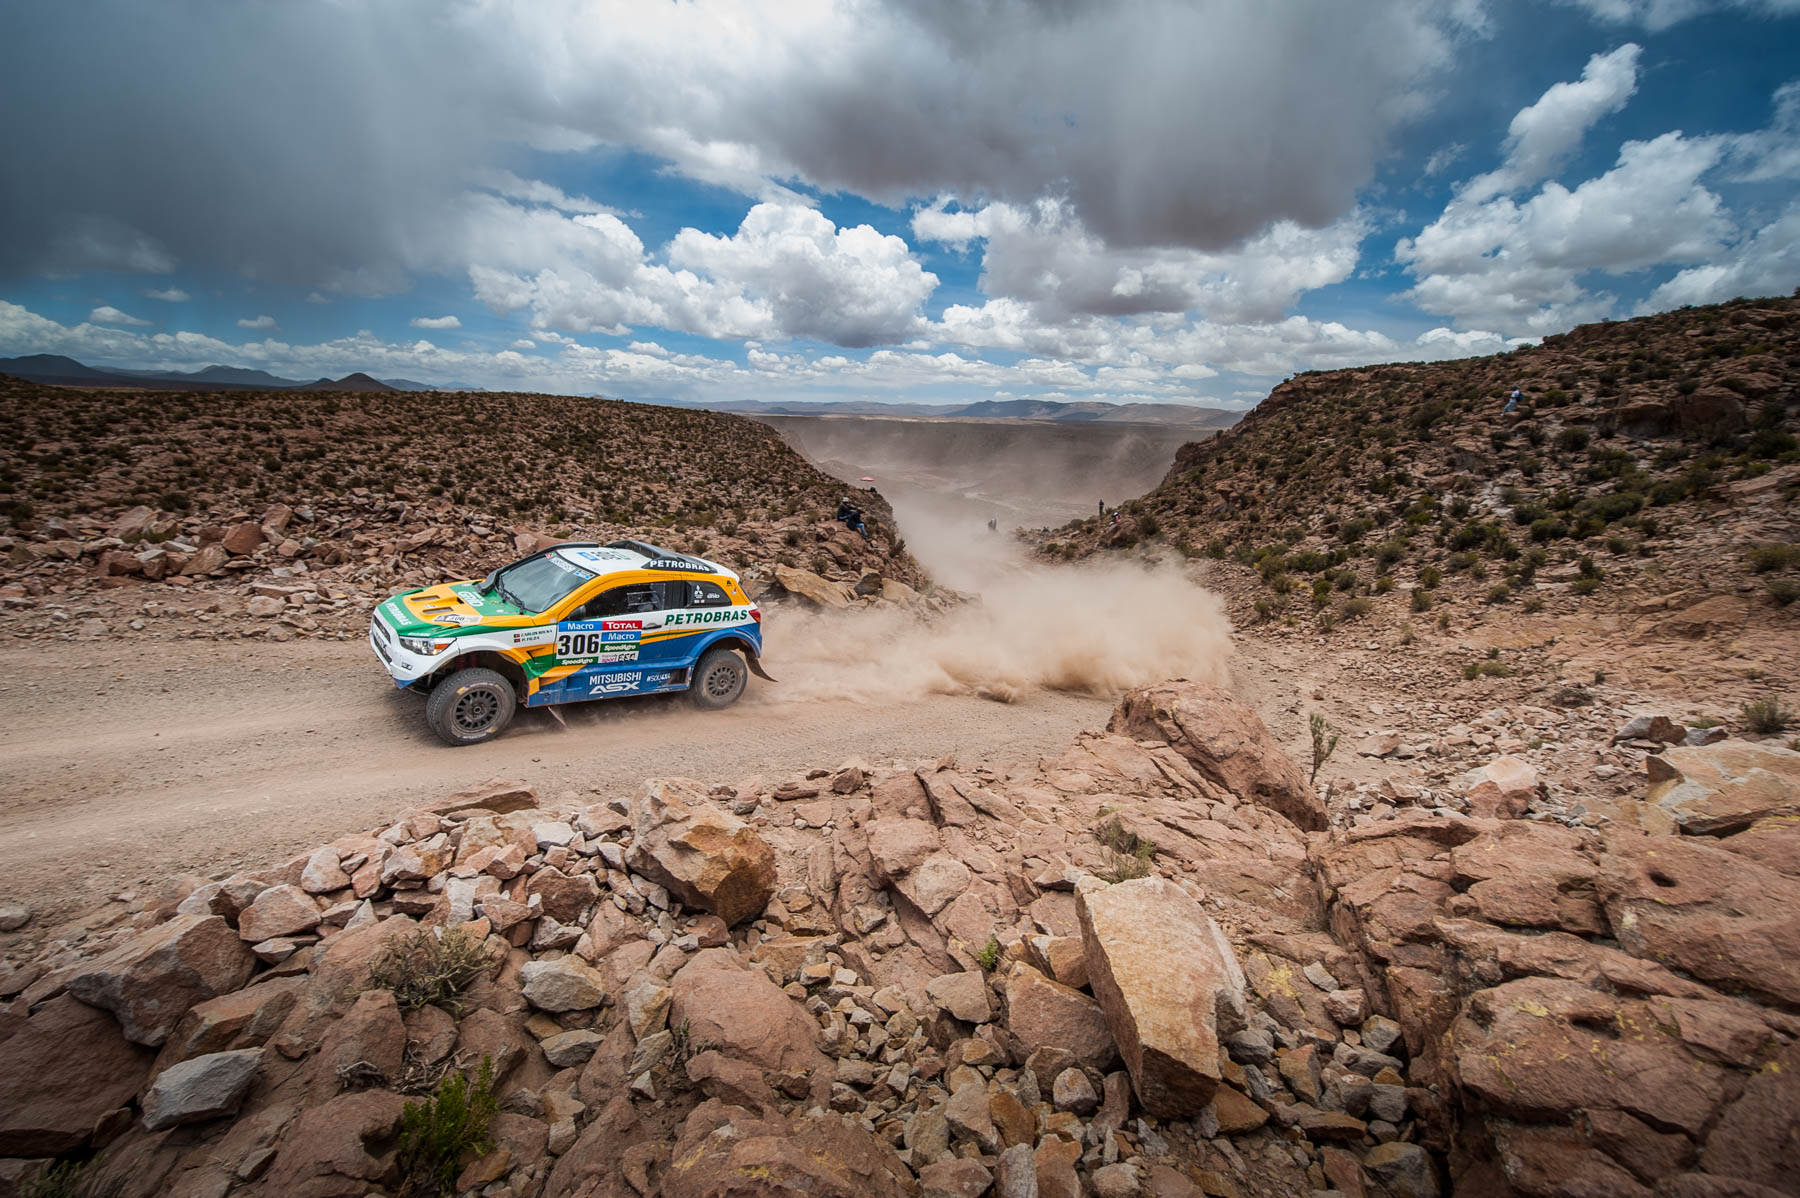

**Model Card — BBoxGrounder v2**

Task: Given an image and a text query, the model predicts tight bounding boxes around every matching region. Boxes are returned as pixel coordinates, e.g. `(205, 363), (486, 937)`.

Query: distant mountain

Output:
(298, 372), (396, 393)
(0, 354), (135, 386)
(657, 395), (1240, 428)
(137, 364), (307, 387)
(0, 354), (400, 394)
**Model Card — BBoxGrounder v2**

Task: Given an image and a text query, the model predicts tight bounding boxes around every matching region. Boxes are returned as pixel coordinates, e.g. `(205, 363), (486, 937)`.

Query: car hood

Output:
(376, 581), (530, 636)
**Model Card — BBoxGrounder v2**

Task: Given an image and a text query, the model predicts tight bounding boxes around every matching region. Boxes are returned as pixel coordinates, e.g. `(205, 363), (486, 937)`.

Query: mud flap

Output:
(746, 653), (776, 682)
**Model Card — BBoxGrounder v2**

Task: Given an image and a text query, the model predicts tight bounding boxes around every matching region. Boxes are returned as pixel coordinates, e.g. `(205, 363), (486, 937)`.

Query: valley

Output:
(0, 295), (1797, 1198)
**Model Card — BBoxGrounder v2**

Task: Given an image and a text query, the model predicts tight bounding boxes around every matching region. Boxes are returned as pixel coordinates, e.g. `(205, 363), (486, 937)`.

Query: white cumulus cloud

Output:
(1462, 44), (1641, 201)
(143, 287), (189, 302)
(468, 199), (937, 347)
(89, 305), (150, 326)
(1393, 50), (1797, 337)
(1557, 0), (1800, 30)
(410, 315), (461, 329)
(237, 314), (278, 330)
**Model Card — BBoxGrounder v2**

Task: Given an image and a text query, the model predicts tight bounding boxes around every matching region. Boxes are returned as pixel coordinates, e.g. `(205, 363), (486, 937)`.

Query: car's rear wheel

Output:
(690, 647), (748, 710)
(425, 667), (517, 746)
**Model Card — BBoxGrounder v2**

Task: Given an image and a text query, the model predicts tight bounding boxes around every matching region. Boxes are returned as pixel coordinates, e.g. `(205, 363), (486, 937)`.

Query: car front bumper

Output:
(369, 616), (436, 688)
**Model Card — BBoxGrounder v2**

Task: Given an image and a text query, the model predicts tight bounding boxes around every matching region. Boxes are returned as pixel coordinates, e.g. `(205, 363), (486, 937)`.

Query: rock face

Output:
(1642, 740), (1800, 834)
(1107, 683), (1326, 831)
(662, 1106), (913, 1198)
(1078, 877), (1244, 1117)
(628, 779), (777, 925)
(0, 995), (153, 1154)
(1318, 806), (1800, 1194)
(64, 913), (255, 1045)
(6, 673), (1800, 1198)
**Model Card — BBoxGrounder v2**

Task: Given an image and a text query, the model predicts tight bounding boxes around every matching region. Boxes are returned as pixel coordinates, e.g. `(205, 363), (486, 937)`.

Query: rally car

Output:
(369, 539), (769, 746)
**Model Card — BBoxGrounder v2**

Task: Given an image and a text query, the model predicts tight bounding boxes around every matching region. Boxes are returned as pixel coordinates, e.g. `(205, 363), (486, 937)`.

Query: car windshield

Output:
(491, 554), (594, 614)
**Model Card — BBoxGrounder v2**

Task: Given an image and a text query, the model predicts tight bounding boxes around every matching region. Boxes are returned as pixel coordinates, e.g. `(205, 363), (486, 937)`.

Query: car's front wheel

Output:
(690, 647), (748, 710)
(425, 667), (517, 746)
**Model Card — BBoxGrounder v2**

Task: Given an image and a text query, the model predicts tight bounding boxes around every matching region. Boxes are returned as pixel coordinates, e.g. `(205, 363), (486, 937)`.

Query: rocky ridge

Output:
(2, 681), (1796, 1198)
(1037, 296), (1799, 701)
(0, 378), (941, 647)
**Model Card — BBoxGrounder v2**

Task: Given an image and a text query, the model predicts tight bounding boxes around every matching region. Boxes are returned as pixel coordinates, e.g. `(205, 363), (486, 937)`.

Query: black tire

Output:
(425, 667), (517, 746)
(690, 647), (748, 710)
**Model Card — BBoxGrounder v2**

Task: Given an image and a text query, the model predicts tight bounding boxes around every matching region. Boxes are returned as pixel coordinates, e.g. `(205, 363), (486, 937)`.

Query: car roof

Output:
(549, 540), (738, 582)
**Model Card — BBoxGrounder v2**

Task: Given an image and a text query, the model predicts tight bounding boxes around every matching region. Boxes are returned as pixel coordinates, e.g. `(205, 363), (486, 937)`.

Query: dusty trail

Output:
(0, 637), (1115, 927)
(0, 423), (1252, 935)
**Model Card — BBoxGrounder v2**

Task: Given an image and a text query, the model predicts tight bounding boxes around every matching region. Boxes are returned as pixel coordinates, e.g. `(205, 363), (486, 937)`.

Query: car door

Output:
(630, 581), (694, 674)
(550, 581), (665, 699)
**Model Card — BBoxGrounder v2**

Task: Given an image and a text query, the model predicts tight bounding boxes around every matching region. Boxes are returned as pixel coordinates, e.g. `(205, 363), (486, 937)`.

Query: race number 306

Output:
(559, 631), (633, 657)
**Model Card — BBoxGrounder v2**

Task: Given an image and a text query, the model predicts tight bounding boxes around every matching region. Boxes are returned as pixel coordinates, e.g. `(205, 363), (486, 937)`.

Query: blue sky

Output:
(2, 0), (1797, 409)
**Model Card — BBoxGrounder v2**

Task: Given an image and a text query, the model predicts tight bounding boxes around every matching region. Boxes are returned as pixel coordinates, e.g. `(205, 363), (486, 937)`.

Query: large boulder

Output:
(1463, 756), (1540, 820)
(236, 884), (322, 942)
(220, 521), (265, 556)
(64, 914), (256, 1045)
(141, 1047), (263, 1130)
(770, 565), (855, 609)
(1643, 740), (1800, 835)
(0, 994), (154, 1154)
(1108, 683), (1326, 831)
(1078, 877), (1245, 1117)
(669, 948), (828, 1075)
(628, 779), (776, 926)
(154, 974), (305, 1069)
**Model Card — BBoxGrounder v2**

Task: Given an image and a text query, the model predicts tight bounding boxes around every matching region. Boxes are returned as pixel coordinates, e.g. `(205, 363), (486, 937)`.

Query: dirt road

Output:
(0, 636), (1115, 927)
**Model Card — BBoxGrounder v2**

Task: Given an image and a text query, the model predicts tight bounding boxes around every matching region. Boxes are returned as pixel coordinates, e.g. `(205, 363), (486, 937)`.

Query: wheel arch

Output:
(701, 632), (773, 681)
(434, 648), (528, 697)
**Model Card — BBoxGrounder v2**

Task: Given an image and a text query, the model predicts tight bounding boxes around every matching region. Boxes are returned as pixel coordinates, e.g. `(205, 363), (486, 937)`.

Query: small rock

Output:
(520, 958), (607, 1012)
(1323, 988), (1368, 1025)
(919, 1157), (993, 1198)
(541, 1029), (605, 1068)
(1360, 1015), (1403, 1055)
(927, 970), (993, 1023)
(1364, 1142), (1439, 1198)
(1052, 1067), (1098, 1115)
(995, 1143), (1038, 1198)
(1611, 715), (1685, 745)
(624, 981), (672, 1039)
(1092, 1163), (1142, 1198)
(0, 903), (29, 932)
(299, 848), (350, 894)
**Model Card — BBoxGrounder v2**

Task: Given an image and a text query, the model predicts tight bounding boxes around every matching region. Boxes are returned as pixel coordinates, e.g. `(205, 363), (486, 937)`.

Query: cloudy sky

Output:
(2, 0), (1797, 408)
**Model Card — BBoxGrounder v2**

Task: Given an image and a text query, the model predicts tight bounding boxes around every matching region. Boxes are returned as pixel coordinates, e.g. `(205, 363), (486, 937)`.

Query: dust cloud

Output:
(756, 497), (1233, 707)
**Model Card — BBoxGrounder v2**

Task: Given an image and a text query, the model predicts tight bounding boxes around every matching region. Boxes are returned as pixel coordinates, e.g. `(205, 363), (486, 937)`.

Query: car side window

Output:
(572, 585), (661, 619)
(689, 580), (730, 607)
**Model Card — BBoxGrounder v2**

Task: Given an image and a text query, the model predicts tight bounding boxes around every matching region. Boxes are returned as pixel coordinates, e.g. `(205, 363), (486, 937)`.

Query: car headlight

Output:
(399, 635), (454, 655)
